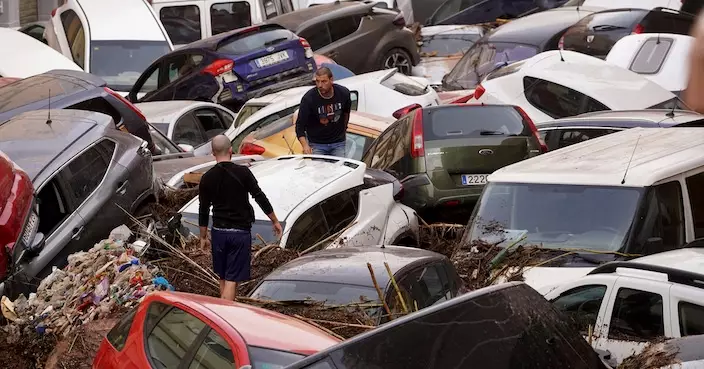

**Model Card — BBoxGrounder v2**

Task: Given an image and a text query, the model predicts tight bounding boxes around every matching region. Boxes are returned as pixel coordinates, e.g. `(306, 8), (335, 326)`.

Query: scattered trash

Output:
(617, 339), (680, 369)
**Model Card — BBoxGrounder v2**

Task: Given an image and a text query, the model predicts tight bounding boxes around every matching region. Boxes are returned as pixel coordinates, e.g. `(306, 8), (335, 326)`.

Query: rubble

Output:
(617, 339), (680, 369)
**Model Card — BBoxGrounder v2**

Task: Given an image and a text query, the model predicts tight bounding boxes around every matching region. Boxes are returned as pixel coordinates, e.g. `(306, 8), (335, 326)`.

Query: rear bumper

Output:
(218, 68), (315, 103)
(401, 174), (485, 211)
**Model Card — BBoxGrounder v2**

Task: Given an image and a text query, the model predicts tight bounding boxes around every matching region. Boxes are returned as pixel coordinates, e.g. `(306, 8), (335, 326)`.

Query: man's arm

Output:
(296, 95), (312, 154)
(686, 12), (704, 113)
(245, 168), (283, 239)
(341, 88), (352, 128)
(198, 173), (212, 246)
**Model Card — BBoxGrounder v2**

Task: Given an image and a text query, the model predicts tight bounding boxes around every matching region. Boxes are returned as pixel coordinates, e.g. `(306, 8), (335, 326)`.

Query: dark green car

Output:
(361, 104), (547, 218)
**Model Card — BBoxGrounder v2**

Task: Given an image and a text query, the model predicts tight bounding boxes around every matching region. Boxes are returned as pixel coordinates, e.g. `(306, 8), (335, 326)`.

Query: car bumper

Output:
(401, 174), (485, 211)
(219, 70), (316, 103)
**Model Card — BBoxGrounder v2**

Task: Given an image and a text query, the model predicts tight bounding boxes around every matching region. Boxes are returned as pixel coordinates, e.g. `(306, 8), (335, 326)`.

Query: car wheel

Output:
(381, 48), (413, 75)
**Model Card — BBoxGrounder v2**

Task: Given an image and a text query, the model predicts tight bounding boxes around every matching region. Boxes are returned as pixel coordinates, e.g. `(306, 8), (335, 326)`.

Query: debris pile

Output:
(150, 185), (199, 223)
(618, 339), (680, 369)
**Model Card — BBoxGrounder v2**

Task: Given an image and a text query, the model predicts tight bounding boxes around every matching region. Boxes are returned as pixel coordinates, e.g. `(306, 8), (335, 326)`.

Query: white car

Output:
(544, 247), (704, 366)
(177, 155), (420, 249)
(45, 0), (174, 95)
(0, 28), (81, 78)
(136, 100), (237, 151)
(472, 50), (681, 124)
(606, 33), (693, 97)
(412, 25), (484, 89)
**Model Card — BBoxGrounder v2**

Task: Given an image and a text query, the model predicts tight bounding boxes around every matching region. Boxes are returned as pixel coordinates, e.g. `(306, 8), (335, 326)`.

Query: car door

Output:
(338, 183), (396, 247)
(297, 23), (332, 55)
(192, 107), (230, 140)
(315, 16), (365, 72)
(669, 284), (704, 338)
(171, 53), (214, 101)
(58, 9), (88, 70)
(592, 276), (672, 363)
(172, 112), (211, 148)
(546, 277), (617, 341)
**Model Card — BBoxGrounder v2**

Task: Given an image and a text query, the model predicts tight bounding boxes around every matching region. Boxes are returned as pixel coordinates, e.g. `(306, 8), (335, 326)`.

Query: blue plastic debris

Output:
(153, 276), (174, 291)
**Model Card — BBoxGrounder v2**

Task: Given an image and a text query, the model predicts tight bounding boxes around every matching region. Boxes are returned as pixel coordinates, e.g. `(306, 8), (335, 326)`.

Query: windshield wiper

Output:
(480, 130), (505, 135)
(264, 37), (289, 47)
(591, 25), (627, 31)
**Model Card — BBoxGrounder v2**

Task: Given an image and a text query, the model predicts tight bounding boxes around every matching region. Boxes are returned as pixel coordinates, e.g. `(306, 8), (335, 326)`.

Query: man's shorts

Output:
(211, 227), (251, 282)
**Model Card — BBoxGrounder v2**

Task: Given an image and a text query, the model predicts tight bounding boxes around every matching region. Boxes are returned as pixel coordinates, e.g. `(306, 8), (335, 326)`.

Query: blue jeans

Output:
(310, 141), (346, 157)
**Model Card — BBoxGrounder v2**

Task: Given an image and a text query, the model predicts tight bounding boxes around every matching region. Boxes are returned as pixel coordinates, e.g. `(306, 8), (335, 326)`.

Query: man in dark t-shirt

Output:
(296, 67), (352, 157)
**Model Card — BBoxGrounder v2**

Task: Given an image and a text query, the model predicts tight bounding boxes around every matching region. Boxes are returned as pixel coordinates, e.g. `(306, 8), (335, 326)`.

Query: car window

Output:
(234, 104), (266, 128)
(630, 37), (673, 74)
(635, 181), (685, 249)
(233, 105), (299, 150)
(63, 140), (115, 206)
(218, 109), (235, 126)
(524, 76), (610, 119)
(146, 305), (207, 369)
(367, 116), (416, 178)
(249, 346), (306, 368)
(381, 72), (427, 96)
(165, 54), (204, 84)
(551, 285), (607, 335)
(211, 1), (252, 35)
(320, 187), (359, 234)
(262, 0), (280, 18)
(424, 105), (528, 141)
(66, 97), (123, 126)
(150, 126), (181, 155)
(194, 108), (228, 139)
(173, 113), (209, 147)
(346, 132), (373, 160)
(554, 128), (621, 150)
(420, 34), (479, 57)
(90, 40), (171, 92)
(608, 288), (664, 341)
(160, 5), (202, 44)
(686, 172), (704, 238)
(60, 9), (86, 68)
(216, 27), (293, 55)
(286, 205), (328, 250)
(106, 307), (137, 351)
(679, 301), (704, 336)
(138, 64), (161, 94)
(188, 328), (235, 369)
(443, 42), (538, 89)
(36, 178), (71, 238)
(0, 75), (85, 114)
(327, 16), (361, 43)
(299, 23), (331, 51)
(398, 263), (453, 310)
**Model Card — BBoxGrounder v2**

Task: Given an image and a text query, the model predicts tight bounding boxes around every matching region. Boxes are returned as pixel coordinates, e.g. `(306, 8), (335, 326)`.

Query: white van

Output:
(149, 0), (296, 47)
(465, 127), (704, 290)
(45, 0), (173, 94)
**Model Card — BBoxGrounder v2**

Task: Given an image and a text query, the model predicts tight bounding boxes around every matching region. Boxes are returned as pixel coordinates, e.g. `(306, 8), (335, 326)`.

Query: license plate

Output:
(461, 174), (488, 185)
(255, 50), (289, 68)
(21, 212), (38, 245)
(222, 71), (237, 83)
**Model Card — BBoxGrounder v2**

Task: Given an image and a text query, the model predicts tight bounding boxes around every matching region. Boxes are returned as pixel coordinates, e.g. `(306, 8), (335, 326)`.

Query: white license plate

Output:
(255, 50), (289, 68)
(21, 212), (38, 245)
(222, 71), (237, 83)
(461, 174), (488, 185)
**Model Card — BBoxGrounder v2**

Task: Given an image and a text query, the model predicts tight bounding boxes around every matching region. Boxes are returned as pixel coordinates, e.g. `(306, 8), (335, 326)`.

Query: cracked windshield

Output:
(3, 0), (704, 367)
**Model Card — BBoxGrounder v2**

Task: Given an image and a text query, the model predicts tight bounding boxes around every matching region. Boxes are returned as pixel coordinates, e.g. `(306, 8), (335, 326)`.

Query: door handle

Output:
(72, 226), (85, 240)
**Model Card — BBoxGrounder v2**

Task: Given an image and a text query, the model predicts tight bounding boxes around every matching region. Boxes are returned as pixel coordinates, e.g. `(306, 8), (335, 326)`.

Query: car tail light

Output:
(473, 84), (486, 100)
(451, 94), (474, 104)
(410, 108), (424, 158)
(104, 87), (147, 122)
(514, 106), (548, 153)
(392, 103), (422, 119)
(240, 142), (265, 155)
(300, 38), (314, 59)
(392, 13), (406, 27)
(51, 8), (57, 16)
(203, 59), (234, 76)
(632, 23), (644, 34)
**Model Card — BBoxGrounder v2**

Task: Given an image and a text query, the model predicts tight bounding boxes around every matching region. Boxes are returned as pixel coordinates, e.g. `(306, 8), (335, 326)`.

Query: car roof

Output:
(261, 246), (445, 288)
(486, 6), (603, 47)
(0, 29), (81, 78)
(492, 50), (676, 110)
(489, 127), (704, 187)
(420, 25), (484, 37)
(75, 0), (166, 41)
(0, 110), (109, 181)
(136, 100), (226, 125)
(183, 23), (287, 50)
(269, 2), (372, 31)
(181, 156), (367, 221)
(150, 292), (340, 355)
(630, 248), (704, 277)
(537, 109), (704, 128)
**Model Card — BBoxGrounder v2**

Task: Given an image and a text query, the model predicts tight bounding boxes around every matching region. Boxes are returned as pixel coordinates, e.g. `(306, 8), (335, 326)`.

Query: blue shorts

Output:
(211, 227), (251, 282)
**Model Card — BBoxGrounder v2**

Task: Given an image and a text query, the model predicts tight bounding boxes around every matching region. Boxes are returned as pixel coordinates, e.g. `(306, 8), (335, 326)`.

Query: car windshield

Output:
(216, 28), (294, 56)
(149, 126), (181, 155)
(468, 182), (644, 251)
(234, 104), (268, 128)
(420, 34), (480, 57)
(251, 280), (379, 305)
(249, 346), (306, 369)
(89, 40), (171, 91)
(443, 42), (538, 90)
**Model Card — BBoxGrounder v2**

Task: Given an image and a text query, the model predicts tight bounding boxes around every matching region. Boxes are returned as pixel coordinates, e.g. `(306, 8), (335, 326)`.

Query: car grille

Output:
(248, 66), (309, 88)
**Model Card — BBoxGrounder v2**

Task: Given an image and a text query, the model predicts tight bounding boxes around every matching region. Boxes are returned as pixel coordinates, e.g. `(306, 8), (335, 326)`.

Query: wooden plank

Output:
(183, 172), (203, 185)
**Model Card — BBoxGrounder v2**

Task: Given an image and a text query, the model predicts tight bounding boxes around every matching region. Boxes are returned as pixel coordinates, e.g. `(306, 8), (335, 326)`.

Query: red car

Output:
(93, 291), (341, 369)
(0, 150), (37, 282)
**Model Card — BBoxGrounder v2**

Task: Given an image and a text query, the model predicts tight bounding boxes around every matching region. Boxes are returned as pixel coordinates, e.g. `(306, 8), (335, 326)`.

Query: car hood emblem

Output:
(586, 35), (595, 43)
(478, 149), (494, 156)
(266, 46), (275, 52)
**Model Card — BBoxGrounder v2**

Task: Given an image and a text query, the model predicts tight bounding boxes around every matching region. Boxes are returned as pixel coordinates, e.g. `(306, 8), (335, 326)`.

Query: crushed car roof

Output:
(538, 109), (704, 128)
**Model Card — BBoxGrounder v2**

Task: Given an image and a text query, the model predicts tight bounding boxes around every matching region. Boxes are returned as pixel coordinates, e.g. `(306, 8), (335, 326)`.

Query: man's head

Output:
(314, 67), (334, 96)
(211, 134), (233, 160)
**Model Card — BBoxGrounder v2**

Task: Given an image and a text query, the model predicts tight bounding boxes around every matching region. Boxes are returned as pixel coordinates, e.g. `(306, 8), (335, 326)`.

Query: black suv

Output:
(0, 110), (157, 298)
(560, 7), (695, 59)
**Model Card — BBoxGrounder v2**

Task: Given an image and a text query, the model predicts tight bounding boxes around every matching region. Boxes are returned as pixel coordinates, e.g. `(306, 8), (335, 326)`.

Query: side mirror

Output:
(28, 232), (45, 253)
(178, 144), (195, 152)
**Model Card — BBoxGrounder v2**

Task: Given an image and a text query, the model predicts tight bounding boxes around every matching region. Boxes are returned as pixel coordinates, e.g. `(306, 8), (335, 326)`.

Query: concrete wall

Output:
(0, 0), (59, 27)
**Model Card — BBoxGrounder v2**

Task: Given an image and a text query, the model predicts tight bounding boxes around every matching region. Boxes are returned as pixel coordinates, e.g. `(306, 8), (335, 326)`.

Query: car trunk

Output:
(422, 105), (538, 190)
(561, 9), (646, 59)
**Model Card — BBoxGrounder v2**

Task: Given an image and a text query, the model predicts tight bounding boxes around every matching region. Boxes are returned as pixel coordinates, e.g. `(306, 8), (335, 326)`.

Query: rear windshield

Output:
(90, 40), (171, 91)
(216, 27), (294, 55)
(580, 9), (646, 32)
(249, 346), (306, 369)
(443, 42), (539, 90)
(250, 280), (379, 306)
(641, 9), (695, 34)
(424, 106), (529, 141)
(420, 34), (480, 57)
(630, 37), (673, 74)
(0, 75), (86, 114)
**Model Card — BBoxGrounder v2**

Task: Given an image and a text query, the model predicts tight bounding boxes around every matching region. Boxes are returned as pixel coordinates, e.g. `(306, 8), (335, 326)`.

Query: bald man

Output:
(198, 135), (282, 301)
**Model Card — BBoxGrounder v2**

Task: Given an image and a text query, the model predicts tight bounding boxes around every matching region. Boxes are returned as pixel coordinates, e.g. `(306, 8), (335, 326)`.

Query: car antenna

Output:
(621, 134), (641, 184)
(666, 100), (677, 118)
(46, 88), (52, 125)
(558, 47), (565, 62)
(657, 33), (661, 44)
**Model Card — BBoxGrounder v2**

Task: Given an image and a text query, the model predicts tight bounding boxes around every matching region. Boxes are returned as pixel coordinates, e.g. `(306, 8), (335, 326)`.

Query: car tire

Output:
(380, 48), (413, 75)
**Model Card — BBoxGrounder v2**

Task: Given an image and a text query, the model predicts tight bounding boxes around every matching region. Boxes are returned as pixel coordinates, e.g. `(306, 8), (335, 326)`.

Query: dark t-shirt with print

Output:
(295, 84), (352, 144)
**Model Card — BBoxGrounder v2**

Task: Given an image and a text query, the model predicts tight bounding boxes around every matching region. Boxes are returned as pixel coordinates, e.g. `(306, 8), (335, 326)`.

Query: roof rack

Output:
(588, 261), (704, 290)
